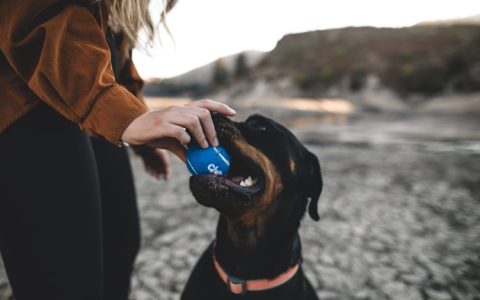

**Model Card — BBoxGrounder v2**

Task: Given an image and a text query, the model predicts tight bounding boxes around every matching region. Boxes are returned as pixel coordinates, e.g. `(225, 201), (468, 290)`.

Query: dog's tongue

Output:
(229, 176), (245, 184)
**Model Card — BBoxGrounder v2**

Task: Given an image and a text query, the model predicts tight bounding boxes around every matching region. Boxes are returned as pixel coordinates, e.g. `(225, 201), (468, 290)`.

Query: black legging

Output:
(0, 103), (141, 300)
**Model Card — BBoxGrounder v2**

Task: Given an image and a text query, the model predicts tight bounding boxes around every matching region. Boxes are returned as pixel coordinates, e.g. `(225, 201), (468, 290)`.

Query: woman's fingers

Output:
(189, 107), (219, 147)
(169, 112), (208, 148)
(121, 99), (235, 157)
(187, 100), (235, 146)
(160, 123), (191, 145)
(189, 99), (236, 116)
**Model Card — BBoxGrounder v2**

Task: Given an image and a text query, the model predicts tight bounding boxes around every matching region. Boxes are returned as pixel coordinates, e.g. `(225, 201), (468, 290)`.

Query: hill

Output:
(254, 25), (480, 98)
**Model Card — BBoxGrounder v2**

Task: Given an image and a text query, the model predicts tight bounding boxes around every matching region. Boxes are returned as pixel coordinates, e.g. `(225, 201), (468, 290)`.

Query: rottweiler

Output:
(181, 113), (322, 300)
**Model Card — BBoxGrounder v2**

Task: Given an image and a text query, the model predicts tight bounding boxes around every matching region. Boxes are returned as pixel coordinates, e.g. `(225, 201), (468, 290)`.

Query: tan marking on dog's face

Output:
(229, 137), (283, 240)
(216, 117), (283, 247)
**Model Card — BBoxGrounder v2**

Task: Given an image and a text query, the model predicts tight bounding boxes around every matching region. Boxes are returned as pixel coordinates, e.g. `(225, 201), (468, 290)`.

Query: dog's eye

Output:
(249, 122), (268, 131)
(253, 125), (267, 131)
(246, 118), (272, 132)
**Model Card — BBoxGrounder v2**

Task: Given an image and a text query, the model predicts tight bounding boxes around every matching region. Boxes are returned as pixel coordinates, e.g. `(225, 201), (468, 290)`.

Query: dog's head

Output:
(189, 113), (322, 235)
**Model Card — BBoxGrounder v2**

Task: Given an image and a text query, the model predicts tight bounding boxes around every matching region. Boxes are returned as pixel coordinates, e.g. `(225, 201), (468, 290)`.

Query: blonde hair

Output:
(103, 0), (178, 54)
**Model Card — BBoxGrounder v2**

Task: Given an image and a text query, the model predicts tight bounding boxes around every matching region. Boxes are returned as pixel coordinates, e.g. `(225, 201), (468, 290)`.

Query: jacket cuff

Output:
(81, 84), (148, 146)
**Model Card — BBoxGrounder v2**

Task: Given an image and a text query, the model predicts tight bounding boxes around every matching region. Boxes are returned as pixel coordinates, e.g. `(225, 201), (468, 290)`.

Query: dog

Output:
(181, 113), (322, 300)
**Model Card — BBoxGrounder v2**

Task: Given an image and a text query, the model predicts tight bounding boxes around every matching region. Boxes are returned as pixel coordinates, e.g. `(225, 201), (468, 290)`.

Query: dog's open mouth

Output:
(189, 144), (265, 208)
(222, 147), (264, 196)
(189, 113), (267, 212)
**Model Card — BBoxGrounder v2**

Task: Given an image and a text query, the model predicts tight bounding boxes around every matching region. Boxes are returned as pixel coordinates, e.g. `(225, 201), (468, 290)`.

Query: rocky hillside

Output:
(255, 25), (480, 98)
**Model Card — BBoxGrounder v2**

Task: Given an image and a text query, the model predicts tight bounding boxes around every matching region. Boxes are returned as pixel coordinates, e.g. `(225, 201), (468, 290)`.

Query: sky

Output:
(132, 0), (480, 79)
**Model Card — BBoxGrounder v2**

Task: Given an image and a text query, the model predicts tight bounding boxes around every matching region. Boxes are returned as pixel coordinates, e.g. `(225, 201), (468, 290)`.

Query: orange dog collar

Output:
(212, 254), (300, 294)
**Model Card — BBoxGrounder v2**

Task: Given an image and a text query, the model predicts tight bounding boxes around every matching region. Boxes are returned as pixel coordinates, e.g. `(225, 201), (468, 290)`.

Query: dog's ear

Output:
(305, 151), (322, 221)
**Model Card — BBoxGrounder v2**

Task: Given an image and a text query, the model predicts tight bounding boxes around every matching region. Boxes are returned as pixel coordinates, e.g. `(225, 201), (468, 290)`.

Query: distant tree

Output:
(212, 58), (229, 86)
(234, 53), (249, 79)
(350, 69), (367, 92)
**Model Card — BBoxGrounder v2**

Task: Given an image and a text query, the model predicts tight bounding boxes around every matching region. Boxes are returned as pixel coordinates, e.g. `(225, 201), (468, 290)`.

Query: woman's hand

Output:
(132, 145), (171, 180)
(121, 99), (236, 161)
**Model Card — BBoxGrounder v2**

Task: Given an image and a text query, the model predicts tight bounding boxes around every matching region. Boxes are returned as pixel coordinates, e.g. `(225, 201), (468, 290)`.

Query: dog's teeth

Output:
(238, 176), (257, 187)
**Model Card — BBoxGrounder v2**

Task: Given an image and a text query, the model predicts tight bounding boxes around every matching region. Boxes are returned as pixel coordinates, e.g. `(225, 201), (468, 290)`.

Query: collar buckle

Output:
(227, 276), (248, 294)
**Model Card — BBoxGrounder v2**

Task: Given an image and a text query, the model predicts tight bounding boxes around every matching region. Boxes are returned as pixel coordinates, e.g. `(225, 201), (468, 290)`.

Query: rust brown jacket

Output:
(0, 0), (148, 145)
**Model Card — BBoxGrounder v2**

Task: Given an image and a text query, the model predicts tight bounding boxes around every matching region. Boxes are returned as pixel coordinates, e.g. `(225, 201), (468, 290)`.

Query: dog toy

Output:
(186, 141), (231, 176)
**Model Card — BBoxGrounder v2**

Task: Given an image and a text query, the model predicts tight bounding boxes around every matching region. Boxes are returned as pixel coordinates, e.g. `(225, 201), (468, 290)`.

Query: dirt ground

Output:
(1, 107), (479, 300)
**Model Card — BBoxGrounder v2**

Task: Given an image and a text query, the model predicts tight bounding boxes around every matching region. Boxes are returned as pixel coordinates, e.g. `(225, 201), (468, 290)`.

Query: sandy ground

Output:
(1, 105), (479, 300)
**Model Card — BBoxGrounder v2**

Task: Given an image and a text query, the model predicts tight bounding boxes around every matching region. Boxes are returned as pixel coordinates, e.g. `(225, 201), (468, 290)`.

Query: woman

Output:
(0, 0), (235, 299)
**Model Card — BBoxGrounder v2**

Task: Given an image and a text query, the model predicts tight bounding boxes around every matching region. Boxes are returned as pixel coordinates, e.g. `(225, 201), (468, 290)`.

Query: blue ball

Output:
(186, 142), (231, 176)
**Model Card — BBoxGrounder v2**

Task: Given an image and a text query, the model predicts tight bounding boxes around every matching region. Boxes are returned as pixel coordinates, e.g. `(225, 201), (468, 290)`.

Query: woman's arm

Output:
(0, 1), (147, 145)
(0, 0), (236, 158)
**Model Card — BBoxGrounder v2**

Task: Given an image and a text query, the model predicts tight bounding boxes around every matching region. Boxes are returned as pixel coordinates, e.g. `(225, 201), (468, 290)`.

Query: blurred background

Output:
(1, 0), (480, 299)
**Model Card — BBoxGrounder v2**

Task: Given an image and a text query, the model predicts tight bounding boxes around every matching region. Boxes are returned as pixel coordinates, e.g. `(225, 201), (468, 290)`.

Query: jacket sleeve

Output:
(0, 1), (148, 145)
(118, 56), (145, 100)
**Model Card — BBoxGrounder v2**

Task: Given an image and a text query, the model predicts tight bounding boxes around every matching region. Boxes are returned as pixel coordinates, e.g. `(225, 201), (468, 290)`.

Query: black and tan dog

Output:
(181, 113), (322, 300)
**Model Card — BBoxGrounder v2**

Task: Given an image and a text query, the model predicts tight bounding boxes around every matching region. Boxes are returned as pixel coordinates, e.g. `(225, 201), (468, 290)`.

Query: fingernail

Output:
(213, 137), (219, 147)
(202, 140), (209, 148)
(228, 107), (236, 114)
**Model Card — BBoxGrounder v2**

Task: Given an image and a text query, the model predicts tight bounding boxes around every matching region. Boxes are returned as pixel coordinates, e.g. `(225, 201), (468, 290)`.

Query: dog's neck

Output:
(214, 216), (302, 280)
